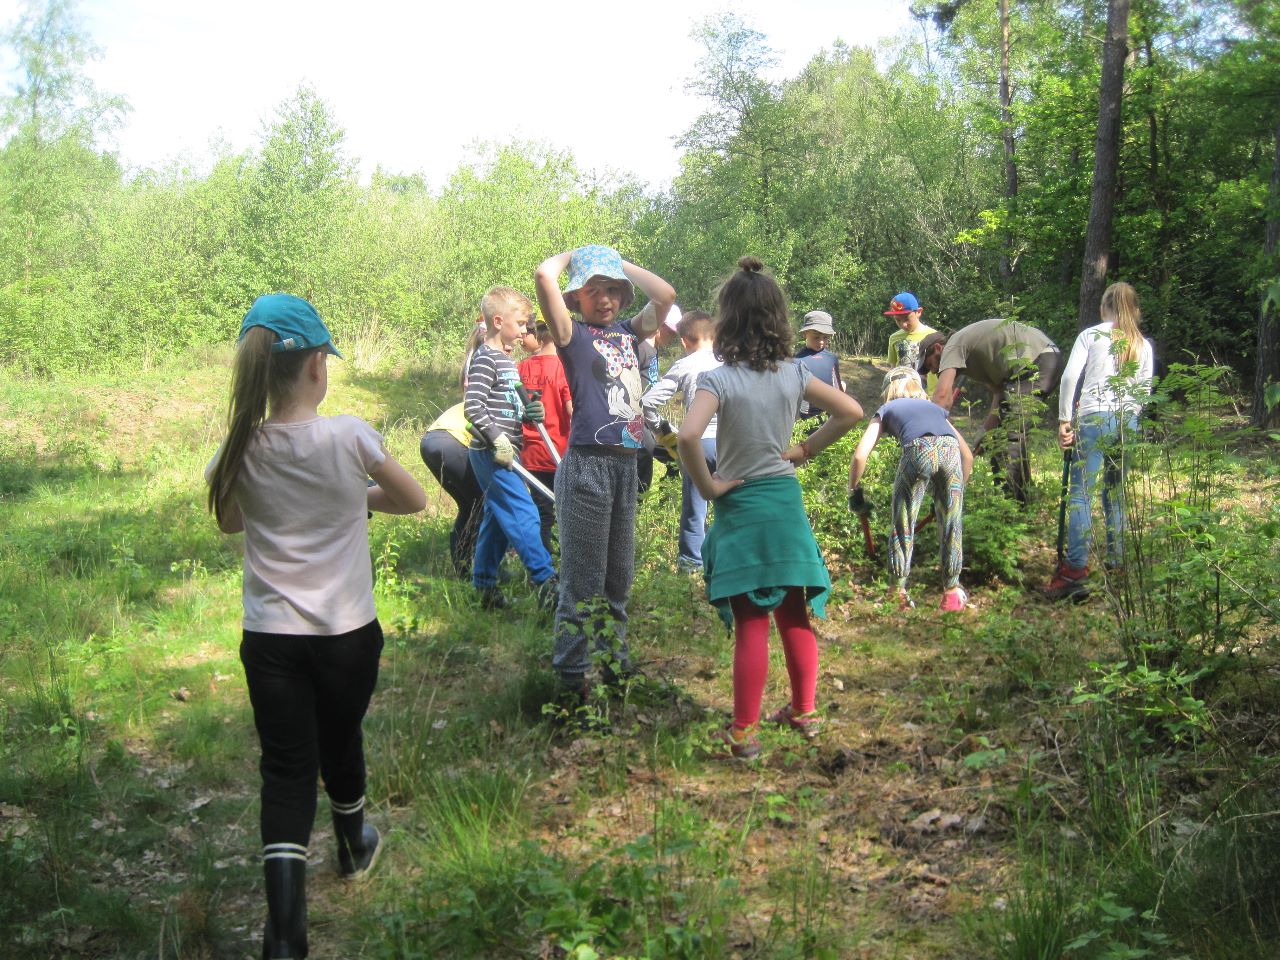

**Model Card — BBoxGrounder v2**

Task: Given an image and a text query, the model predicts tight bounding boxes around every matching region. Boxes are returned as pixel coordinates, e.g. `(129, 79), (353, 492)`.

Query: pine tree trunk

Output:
(1252, 118), (1280, 429)
(999, 0), (1017, 285)
(1077, 0), (1130, 329)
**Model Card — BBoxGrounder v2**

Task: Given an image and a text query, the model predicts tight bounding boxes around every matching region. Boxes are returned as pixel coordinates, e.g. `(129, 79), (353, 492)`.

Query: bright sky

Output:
(1, 0), (917, 189)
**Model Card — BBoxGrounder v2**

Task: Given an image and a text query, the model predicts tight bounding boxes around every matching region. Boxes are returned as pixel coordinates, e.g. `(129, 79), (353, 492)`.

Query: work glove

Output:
(492, 434), (515, 468)
(848, 486), (871, 516)
(522, 399), (545, 423)
(655, 420), (679, 459)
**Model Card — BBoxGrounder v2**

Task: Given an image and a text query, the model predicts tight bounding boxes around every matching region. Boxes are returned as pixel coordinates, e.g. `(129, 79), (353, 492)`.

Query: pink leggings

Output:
(729, 588), (819, 730)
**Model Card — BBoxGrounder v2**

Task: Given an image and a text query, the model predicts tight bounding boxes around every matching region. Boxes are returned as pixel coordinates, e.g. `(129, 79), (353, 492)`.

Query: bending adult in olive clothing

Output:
(919, 318), (1062, 504)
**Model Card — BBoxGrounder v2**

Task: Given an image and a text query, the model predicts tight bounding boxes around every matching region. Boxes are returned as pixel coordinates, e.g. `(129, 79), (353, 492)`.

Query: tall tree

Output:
(1077, 0), (1131, 328)
(998, 0), (1017, 284)
(0, 0), (127, 290)
(246, 85), (354, 300)
(1257, 121), (1280, 427)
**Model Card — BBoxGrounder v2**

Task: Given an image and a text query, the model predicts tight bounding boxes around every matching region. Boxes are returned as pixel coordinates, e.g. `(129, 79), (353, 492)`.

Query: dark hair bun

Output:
(738, 256), (763, 273)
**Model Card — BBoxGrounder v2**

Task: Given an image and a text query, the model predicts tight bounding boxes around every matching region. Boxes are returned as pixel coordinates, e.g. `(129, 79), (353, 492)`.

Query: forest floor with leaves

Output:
(2, 350), (1275, 959)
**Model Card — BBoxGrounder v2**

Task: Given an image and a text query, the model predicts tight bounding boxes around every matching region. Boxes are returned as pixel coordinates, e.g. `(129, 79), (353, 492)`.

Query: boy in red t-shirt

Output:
(518, 322), (573, 553)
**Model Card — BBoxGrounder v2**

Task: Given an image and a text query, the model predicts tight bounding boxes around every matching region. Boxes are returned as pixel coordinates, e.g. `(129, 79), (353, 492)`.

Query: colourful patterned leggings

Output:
(890, 435), (964, 591)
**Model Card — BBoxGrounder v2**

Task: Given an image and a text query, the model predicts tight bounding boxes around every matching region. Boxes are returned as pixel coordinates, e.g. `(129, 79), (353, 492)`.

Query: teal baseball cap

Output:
(239, 293), (342, 357)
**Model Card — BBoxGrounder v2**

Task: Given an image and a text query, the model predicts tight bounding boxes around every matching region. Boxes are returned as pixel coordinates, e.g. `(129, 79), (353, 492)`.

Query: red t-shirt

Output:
(517, 354), (572, 472)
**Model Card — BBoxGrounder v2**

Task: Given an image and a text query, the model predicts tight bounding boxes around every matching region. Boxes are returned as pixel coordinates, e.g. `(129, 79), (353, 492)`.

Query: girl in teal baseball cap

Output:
(207, 294), (425, 958)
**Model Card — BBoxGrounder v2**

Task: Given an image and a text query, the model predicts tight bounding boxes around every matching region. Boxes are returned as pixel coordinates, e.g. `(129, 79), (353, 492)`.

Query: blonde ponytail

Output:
(1101, 282), (1143, 367)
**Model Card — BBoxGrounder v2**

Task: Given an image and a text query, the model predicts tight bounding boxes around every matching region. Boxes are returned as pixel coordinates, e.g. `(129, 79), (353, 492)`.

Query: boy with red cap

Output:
(884, 292), (937, 371)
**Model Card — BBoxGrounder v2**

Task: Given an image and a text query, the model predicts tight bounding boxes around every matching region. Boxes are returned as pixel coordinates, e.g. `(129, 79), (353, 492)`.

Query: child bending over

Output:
(848, 367), (973, 612)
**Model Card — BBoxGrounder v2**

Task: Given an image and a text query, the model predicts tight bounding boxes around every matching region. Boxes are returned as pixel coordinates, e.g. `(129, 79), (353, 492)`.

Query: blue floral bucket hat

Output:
(563, 244), (634, 313)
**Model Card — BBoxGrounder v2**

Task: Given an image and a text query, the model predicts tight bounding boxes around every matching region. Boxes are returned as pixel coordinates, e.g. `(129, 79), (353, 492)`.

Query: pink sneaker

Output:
(714, 725), (761, 761)
(940, 587), (968, 612)
(767, 704), (823, 740)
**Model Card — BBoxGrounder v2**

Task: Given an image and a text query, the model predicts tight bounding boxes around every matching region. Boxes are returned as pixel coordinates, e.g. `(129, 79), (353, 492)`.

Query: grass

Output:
(2, 353), (1279, 958)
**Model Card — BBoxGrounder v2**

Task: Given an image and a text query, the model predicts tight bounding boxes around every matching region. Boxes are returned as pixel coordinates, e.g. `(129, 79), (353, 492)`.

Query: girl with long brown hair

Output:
(678, 257), (863, 759)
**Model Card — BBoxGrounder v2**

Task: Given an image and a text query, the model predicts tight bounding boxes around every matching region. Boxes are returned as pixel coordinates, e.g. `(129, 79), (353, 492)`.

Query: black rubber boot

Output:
(332, 798), (382, 881)
(262, 851), (307, 959)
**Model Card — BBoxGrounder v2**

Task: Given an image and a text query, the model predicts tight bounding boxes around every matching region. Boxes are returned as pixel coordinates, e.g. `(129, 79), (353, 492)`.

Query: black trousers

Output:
(996, 348), (1066, 503)
(240, 620), (383, 848)
(420, 430), (484, 578)
(527, 467), (558, 556)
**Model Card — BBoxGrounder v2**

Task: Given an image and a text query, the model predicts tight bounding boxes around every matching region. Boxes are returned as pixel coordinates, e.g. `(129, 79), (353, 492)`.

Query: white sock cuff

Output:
(262, 842), (308, 863)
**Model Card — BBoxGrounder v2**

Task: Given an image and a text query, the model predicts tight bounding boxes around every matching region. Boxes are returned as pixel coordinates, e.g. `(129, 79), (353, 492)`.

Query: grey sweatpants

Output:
(552, 447), (638, 682)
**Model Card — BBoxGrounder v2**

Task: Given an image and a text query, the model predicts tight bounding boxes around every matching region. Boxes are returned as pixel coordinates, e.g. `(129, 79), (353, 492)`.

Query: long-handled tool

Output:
(468, 425), (555, 503)
(859, 513), (877, 559)
(515, 383), (561, 466)
(1055, 446), (1071, 565)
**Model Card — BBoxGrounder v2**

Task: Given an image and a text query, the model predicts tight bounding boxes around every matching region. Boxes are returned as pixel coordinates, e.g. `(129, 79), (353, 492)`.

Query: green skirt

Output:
(703, 474), (831, 628)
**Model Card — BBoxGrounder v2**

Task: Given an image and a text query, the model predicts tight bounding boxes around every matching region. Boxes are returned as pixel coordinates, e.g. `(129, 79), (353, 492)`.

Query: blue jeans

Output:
(469, 448), (555, 589)
(678, 437), (717, 567)
(1066, 413), (1135, 569)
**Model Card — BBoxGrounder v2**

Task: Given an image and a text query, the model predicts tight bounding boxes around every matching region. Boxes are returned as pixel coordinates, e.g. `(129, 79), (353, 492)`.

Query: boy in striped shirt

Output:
(464, 287), (558, 609)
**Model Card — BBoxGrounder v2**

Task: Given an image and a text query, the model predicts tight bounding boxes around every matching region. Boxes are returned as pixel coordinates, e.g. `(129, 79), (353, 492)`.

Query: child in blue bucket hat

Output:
(535, 245), (677, 708)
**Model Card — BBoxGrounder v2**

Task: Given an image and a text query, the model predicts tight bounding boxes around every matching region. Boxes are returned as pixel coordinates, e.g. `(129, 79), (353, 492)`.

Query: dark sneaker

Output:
(477, 586), (511, 610)
(536, 576), (560, 612)
(1042, 563), (1089, 600)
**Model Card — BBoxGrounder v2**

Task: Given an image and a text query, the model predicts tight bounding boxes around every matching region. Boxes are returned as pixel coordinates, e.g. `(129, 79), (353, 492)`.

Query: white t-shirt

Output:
(1059, 322), (1154, 421)
(207, 415), (386, 635)
(640, 346), (723, 439)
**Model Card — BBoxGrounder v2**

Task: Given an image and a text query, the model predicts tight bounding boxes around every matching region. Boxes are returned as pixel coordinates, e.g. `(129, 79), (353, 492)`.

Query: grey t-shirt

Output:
(939, 318), (1057, 387)
(696, 360), (813, 481)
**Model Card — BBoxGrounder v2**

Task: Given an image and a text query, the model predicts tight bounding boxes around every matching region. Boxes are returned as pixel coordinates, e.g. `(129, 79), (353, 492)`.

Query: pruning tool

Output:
(468, 425), (555, 503)
(515, 383), (561, 466)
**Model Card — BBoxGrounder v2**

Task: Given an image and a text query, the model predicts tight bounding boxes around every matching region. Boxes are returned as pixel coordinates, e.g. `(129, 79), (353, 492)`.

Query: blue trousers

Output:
(678, 437), (717, 567)
(469, 448), (555, 589)
(1066, 413), (1135, 569)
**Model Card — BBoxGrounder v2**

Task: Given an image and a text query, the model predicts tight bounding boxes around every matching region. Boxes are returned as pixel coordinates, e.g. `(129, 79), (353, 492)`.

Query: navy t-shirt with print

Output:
(559, 317), (646, 448)
(876, 398), (956, 445)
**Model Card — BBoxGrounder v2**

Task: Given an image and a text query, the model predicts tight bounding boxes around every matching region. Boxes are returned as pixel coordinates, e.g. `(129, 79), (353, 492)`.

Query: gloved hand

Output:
(522, 399), (545, 423)
(493, 434), (515, 468)
(848, 486), (871, 516)
(656, 420), (680, 458)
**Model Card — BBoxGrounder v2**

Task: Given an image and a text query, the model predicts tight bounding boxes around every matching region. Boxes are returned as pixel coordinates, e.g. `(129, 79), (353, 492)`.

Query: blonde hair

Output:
(481, 287), (533, 333)
(883, 369), (928, 402)
(1100, 282), (1143, 367)
(207, 327), (318, 526)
